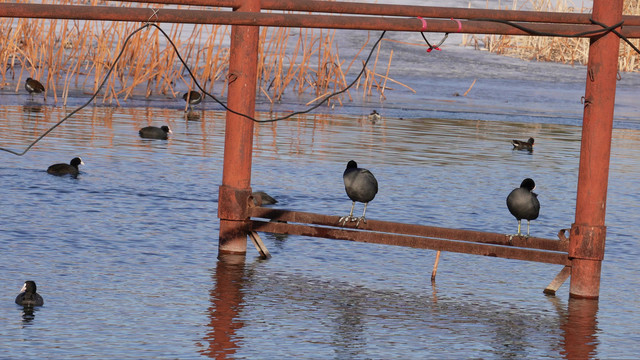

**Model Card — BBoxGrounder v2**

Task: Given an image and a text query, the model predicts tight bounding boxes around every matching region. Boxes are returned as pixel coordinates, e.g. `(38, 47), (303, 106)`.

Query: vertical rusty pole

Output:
(569, 0), (623, 299)
(218, 0), (260, 255)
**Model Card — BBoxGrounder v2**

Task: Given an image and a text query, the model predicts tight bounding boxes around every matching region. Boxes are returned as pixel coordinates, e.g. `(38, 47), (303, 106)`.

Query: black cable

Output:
(0, 24), (154, 156)
(152, 23), (386, 123)
(471, 18), (624, 38)
(0, 23), (387, 155)
(3, 14), (638, 156)
(590, 18), (640, 55)
(420, 32), (449, 51)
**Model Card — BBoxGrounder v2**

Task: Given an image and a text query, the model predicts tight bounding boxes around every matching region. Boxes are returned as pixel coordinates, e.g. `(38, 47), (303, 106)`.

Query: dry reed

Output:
(463, 0), (640, 72)
(0, 0), (411, 108)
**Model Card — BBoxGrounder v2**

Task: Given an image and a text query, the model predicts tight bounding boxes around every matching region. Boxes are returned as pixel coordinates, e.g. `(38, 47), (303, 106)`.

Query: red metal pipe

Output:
(569, 0), (623, 299)
(2, 4), (640, 37)
(249, 207), (567, 252)
(217, 0), (260, 255)
(251, 220), (570, 265)
(119, 0), (640, 26)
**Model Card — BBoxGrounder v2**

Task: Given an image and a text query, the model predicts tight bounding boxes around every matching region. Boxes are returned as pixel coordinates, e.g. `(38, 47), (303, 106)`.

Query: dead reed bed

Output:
(0, 0), (409, 108)
(462, 0), (640, 72)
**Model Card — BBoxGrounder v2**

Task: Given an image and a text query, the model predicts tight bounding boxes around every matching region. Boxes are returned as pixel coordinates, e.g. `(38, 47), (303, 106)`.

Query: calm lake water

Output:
(1, 19), (640, 358)
(0, 98), (638, 358)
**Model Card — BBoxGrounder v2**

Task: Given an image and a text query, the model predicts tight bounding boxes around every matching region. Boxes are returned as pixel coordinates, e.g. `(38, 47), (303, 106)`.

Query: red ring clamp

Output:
(451, 18), (462, 32)
(418, 16), (427, 31)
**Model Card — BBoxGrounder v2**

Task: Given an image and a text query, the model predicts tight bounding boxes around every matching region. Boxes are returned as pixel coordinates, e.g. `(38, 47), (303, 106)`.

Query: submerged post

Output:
(569, 0), (623, 299)
(218, 0), (260, 255)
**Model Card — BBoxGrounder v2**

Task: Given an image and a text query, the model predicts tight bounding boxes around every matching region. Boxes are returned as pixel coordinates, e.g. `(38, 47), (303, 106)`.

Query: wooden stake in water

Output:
(249, 231), (271, 259)
(431, 250), (441, 282)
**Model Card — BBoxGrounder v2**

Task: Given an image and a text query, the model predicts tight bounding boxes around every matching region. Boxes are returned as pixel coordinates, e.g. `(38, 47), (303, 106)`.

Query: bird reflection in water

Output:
(22, 104), (43, 113)
(21, 307), (38, 324)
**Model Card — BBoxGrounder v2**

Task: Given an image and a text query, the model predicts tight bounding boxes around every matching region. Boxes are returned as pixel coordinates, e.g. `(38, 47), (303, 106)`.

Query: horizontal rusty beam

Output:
(249, 207), (568, 252)
(120, 0), (640, 26)
(252, 220), (570, 265)
(2, 4), (640, 37)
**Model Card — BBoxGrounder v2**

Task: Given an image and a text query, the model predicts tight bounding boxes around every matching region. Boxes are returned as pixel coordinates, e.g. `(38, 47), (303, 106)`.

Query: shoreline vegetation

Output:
(1, 0), (638, 106)
(463, 0), (640, 72)
(0, 0), (413, 106)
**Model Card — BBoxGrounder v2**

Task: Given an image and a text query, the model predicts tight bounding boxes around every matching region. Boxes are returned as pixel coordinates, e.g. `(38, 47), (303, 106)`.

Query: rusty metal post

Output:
(217, 0), (260, 255)
(569, 0), (623, 299)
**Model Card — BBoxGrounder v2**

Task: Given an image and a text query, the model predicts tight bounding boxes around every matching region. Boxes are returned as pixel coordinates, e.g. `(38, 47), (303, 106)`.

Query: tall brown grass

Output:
(462, 0), (640, 72)
(0, 0), (408, 107)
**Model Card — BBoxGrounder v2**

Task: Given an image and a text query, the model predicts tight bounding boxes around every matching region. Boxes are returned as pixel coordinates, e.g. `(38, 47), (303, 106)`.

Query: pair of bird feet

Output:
(338, 215), (367, 227)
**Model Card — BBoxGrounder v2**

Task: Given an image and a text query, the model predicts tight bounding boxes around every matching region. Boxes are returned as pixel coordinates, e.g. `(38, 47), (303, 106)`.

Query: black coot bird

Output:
(339, 160), (378, 227)
(47, 157), (84, 177)
(15, 281), (44, 307)
(512, 137), (534, 151)
(506, 178), (540, 236)
(25, 77), (45, 97)
(183, 91), (202, 111)
(139, 125), (172, 140)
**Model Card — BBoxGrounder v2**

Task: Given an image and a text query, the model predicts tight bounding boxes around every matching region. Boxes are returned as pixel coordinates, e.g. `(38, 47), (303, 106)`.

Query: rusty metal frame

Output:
(2, 3), (640, 36)
(0, 0), (628, 299)
(249, 207), (570, 265)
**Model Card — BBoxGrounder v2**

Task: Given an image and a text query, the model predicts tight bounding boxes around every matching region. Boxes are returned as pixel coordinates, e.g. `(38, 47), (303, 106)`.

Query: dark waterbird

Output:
(339, 160), (378, 227)
(183, 91), (202, 111)
(15, 281), (44, 307)
(368, 110), (381, 124)
(47, 157), (84, 177)
(511, 137), (534, 151)
(139, 125), (172, 140)
(252, 191), (278, 206)
(25, 77), (45, 97)
(506, 178), (540, 236)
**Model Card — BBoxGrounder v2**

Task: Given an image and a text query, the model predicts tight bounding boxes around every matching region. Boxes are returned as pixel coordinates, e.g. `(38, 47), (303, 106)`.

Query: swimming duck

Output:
(368, 110), (381, 124)
(139, 125), (172, 140)
(47, 157), (84, 177)
(15, 281), (44, 307)
(511, 137), (534, 151)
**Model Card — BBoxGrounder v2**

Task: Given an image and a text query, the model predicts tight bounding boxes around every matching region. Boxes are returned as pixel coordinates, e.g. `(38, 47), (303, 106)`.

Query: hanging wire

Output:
(2, 12), (638, 157)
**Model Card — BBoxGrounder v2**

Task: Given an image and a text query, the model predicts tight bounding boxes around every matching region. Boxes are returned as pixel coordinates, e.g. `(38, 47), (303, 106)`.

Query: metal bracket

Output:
(568, 224), (607, 261)
(218, 185), (252, 221)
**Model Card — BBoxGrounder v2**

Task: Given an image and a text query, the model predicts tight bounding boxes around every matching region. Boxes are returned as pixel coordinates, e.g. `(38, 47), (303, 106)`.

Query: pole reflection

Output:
(560, 298), (600, 359)
(200, 254), (247, 359)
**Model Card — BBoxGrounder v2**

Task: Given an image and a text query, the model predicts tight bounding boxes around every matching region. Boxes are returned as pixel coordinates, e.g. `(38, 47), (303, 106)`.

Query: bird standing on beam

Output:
(506, 178), (540, 236)
(339, 160), (378, 227)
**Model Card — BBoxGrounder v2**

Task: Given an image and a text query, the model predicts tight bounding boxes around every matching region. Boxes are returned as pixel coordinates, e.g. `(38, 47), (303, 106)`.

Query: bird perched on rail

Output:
(339, 160), (378, 227)
(47, 157), (84, 178)
(182, 91), (202, 112)
(511, 137), (534, 152)
(506, 178), (540, 236)
(25, 77), (45, 98)
(139, 125), (172, 140)
(15, 281), (44, 307)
